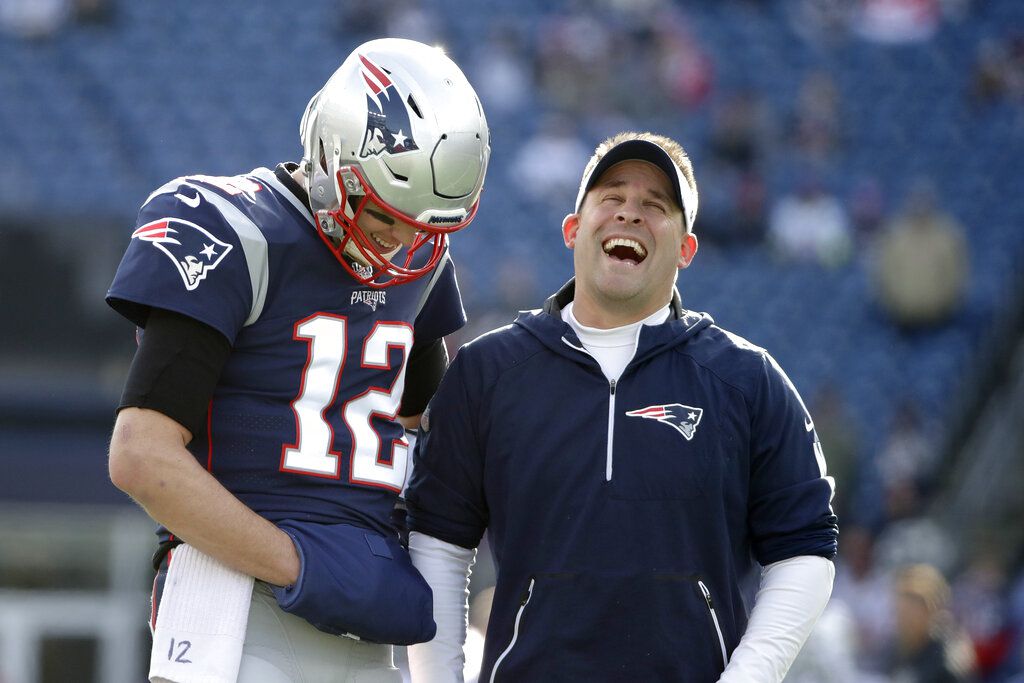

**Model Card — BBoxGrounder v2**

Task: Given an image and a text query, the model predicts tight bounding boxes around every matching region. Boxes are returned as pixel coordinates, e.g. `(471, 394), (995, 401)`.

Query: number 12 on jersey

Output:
(280, 313), (413, 492)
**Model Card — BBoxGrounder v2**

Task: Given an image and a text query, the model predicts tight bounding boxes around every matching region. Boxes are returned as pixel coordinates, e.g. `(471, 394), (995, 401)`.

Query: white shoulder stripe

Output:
(251, 167), (315, 226)
(142, 176), (190, 207)
(191, 185), (269, 327)
(140, 176), (270, 325)
(183, 182), (270, 327)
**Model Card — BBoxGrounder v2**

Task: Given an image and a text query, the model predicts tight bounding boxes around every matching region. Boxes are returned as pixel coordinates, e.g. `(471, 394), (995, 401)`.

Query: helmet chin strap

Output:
(303, 158), (375, 268)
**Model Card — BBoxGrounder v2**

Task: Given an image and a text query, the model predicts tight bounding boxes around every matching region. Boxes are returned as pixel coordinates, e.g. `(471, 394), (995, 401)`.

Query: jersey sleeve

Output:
(405, 351), (488, 549)
(747, 352), (838, 565)
(105, 183), (255, 342)
(412, 253), (466, 343)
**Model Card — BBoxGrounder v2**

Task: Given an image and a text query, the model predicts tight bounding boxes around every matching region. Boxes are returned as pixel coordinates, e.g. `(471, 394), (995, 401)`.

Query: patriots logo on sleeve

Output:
(625, 404), (704, 441)
(132, 218), (233, 291)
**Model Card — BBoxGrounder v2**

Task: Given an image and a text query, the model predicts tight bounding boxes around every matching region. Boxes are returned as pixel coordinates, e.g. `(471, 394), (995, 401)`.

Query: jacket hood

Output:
(513, 278), (713, 365)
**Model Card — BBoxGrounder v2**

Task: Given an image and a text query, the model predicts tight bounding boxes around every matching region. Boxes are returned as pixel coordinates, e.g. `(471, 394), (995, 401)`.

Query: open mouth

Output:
(372, 233), (401, 252)
(602, 237), (647, 264)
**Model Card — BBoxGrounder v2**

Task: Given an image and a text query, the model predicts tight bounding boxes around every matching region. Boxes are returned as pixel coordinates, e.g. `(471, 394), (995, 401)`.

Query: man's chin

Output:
(343, 241), (399, 268)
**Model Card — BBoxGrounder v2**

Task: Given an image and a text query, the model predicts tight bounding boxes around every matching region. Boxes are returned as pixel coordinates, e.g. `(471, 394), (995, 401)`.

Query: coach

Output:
(405, 131), (839, 682)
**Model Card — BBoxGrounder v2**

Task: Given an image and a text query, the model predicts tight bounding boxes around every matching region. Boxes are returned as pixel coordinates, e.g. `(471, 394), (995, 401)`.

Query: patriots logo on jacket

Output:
(625, 404), (704, 441)
(359, 54), (419, 158)
(132, 218), (232, 291)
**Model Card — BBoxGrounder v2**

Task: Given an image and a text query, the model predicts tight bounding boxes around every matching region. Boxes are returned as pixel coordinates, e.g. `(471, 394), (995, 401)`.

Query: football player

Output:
(106, 38), (489, 682)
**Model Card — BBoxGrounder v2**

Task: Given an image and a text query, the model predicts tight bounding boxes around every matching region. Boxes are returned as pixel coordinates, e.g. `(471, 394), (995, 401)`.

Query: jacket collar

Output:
(541, 277), (686, 320)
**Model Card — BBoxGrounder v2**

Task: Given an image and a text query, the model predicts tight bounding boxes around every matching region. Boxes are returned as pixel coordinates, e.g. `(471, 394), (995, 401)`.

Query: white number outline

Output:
(279, 314), (412, 492)
(345, 320), (414, 492)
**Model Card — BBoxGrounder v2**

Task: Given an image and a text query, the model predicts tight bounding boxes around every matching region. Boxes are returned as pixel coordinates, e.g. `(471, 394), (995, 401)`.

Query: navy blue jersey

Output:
(406, 281), (837, 682)
(107, 167), (465, 536)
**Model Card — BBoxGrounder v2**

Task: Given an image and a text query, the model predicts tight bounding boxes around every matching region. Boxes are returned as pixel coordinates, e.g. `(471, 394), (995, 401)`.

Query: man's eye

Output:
(645, 202), (667, 213)
(603, 195), (623, 203)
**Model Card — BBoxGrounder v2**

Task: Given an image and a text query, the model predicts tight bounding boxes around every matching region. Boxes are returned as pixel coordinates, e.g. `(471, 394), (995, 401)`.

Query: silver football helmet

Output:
(299, 38), (490, 287)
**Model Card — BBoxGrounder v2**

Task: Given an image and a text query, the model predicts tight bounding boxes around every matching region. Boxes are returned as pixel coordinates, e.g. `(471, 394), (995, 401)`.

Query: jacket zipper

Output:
(489, 577), (535, 683)
(698, 579), (729, 668)
(606, 379), (616, 481)
(561, 336), (619, 483)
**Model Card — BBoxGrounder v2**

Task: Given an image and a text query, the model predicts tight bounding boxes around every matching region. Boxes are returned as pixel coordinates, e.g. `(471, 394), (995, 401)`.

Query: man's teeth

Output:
(603, 238), (646, 259)
(373, 234), (399, 250)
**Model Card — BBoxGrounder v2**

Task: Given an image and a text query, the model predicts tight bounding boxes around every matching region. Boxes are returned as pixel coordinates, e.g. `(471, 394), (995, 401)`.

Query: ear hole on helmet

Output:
(318, 141), (328, 175)
(383, 161), (409, 182)
(406, 95), (424, 119)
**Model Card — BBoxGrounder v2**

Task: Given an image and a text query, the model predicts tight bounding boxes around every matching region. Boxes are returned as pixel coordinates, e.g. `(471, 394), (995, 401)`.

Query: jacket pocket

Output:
(697, 579), (729, 670)
(488, 577), (535, 683)
(486, 572), (729, 683)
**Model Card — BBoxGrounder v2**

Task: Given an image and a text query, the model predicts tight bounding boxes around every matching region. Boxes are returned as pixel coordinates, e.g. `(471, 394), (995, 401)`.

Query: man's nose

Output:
(615, 200), (643, 224)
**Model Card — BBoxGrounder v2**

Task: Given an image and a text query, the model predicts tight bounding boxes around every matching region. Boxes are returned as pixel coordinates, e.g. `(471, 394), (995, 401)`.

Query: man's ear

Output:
(562, 213), (580, 249)
(678, 232), (698, 269)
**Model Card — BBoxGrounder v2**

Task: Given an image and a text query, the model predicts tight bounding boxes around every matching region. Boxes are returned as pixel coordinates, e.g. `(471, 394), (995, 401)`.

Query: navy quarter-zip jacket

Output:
(407, 280), (838, 682)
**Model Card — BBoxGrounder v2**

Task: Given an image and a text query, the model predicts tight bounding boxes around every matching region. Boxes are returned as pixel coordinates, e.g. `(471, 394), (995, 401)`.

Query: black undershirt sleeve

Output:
(118, 308), (231, 440)
(398, 337), (448, 418)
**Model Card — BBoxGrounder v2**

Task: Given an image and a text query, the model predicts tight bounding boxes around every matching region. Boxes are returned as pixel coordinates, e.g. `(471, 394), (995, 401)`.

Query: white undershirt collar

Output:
(561, 302), (671, 381)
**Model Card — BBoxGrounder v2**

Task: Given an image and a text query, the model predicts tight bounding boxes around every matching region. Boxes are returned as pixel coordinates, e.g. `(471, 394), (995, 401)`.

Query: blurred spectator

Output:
(832, 526), (896, 671)
(731, 172), (770, 246)
(469, 22), (532, 117)
(786, 0), (853, 48)
(848, 175), (887, 245)
(884, 563), (977, 682)
(710, 89), (775, 175)
(385, 0), (444, 44)
(511, 116), (591, 210)
(450, 249), (543, 350)
(854, 0), (943, 44)
(970, 35), (1024, 108)
(333, 0), (388, 37)
(951, 551), (1016, 679)
(876, 517), (959, 580)
(872, 182), (969, 330)
(876, 399), (938, 519)
(809, 382), (861, 521)
(651, 7), (715, 111)
(0, 0), (69, 39)
(700, 164), (769, 248)
(768, 174), (853, 266)
(784, 599), (871, 682)
(72, 0), (113, 26)
(534, 5), (613, 115)
(1006, 569), (1024, 682)
(583, 1), (712, 117)
(335, 0), (445, 44)
(698, 89), (776, 246)
(790, 70), (845, 165)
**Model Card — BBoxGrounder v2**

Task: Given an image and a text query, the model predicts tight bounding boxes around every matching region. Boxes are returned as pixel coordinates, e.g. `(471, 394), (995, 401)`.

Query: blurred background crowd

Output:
(1, 0), (1023, 681)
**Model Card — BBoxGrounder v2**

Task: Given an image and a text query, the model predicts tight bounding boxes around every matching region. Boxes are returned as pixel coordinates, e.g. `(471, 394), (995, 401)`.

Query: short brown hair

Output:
(579, 131), (698, 231)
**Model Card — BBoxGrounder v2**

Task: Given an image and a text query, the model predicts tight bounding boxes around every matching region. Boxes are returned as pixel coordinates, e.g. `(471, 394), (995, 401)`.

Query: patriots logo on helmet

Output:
(132, 218), (232, 291)
(625, 403), (704, 441)
(359, 54), (419, 158)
